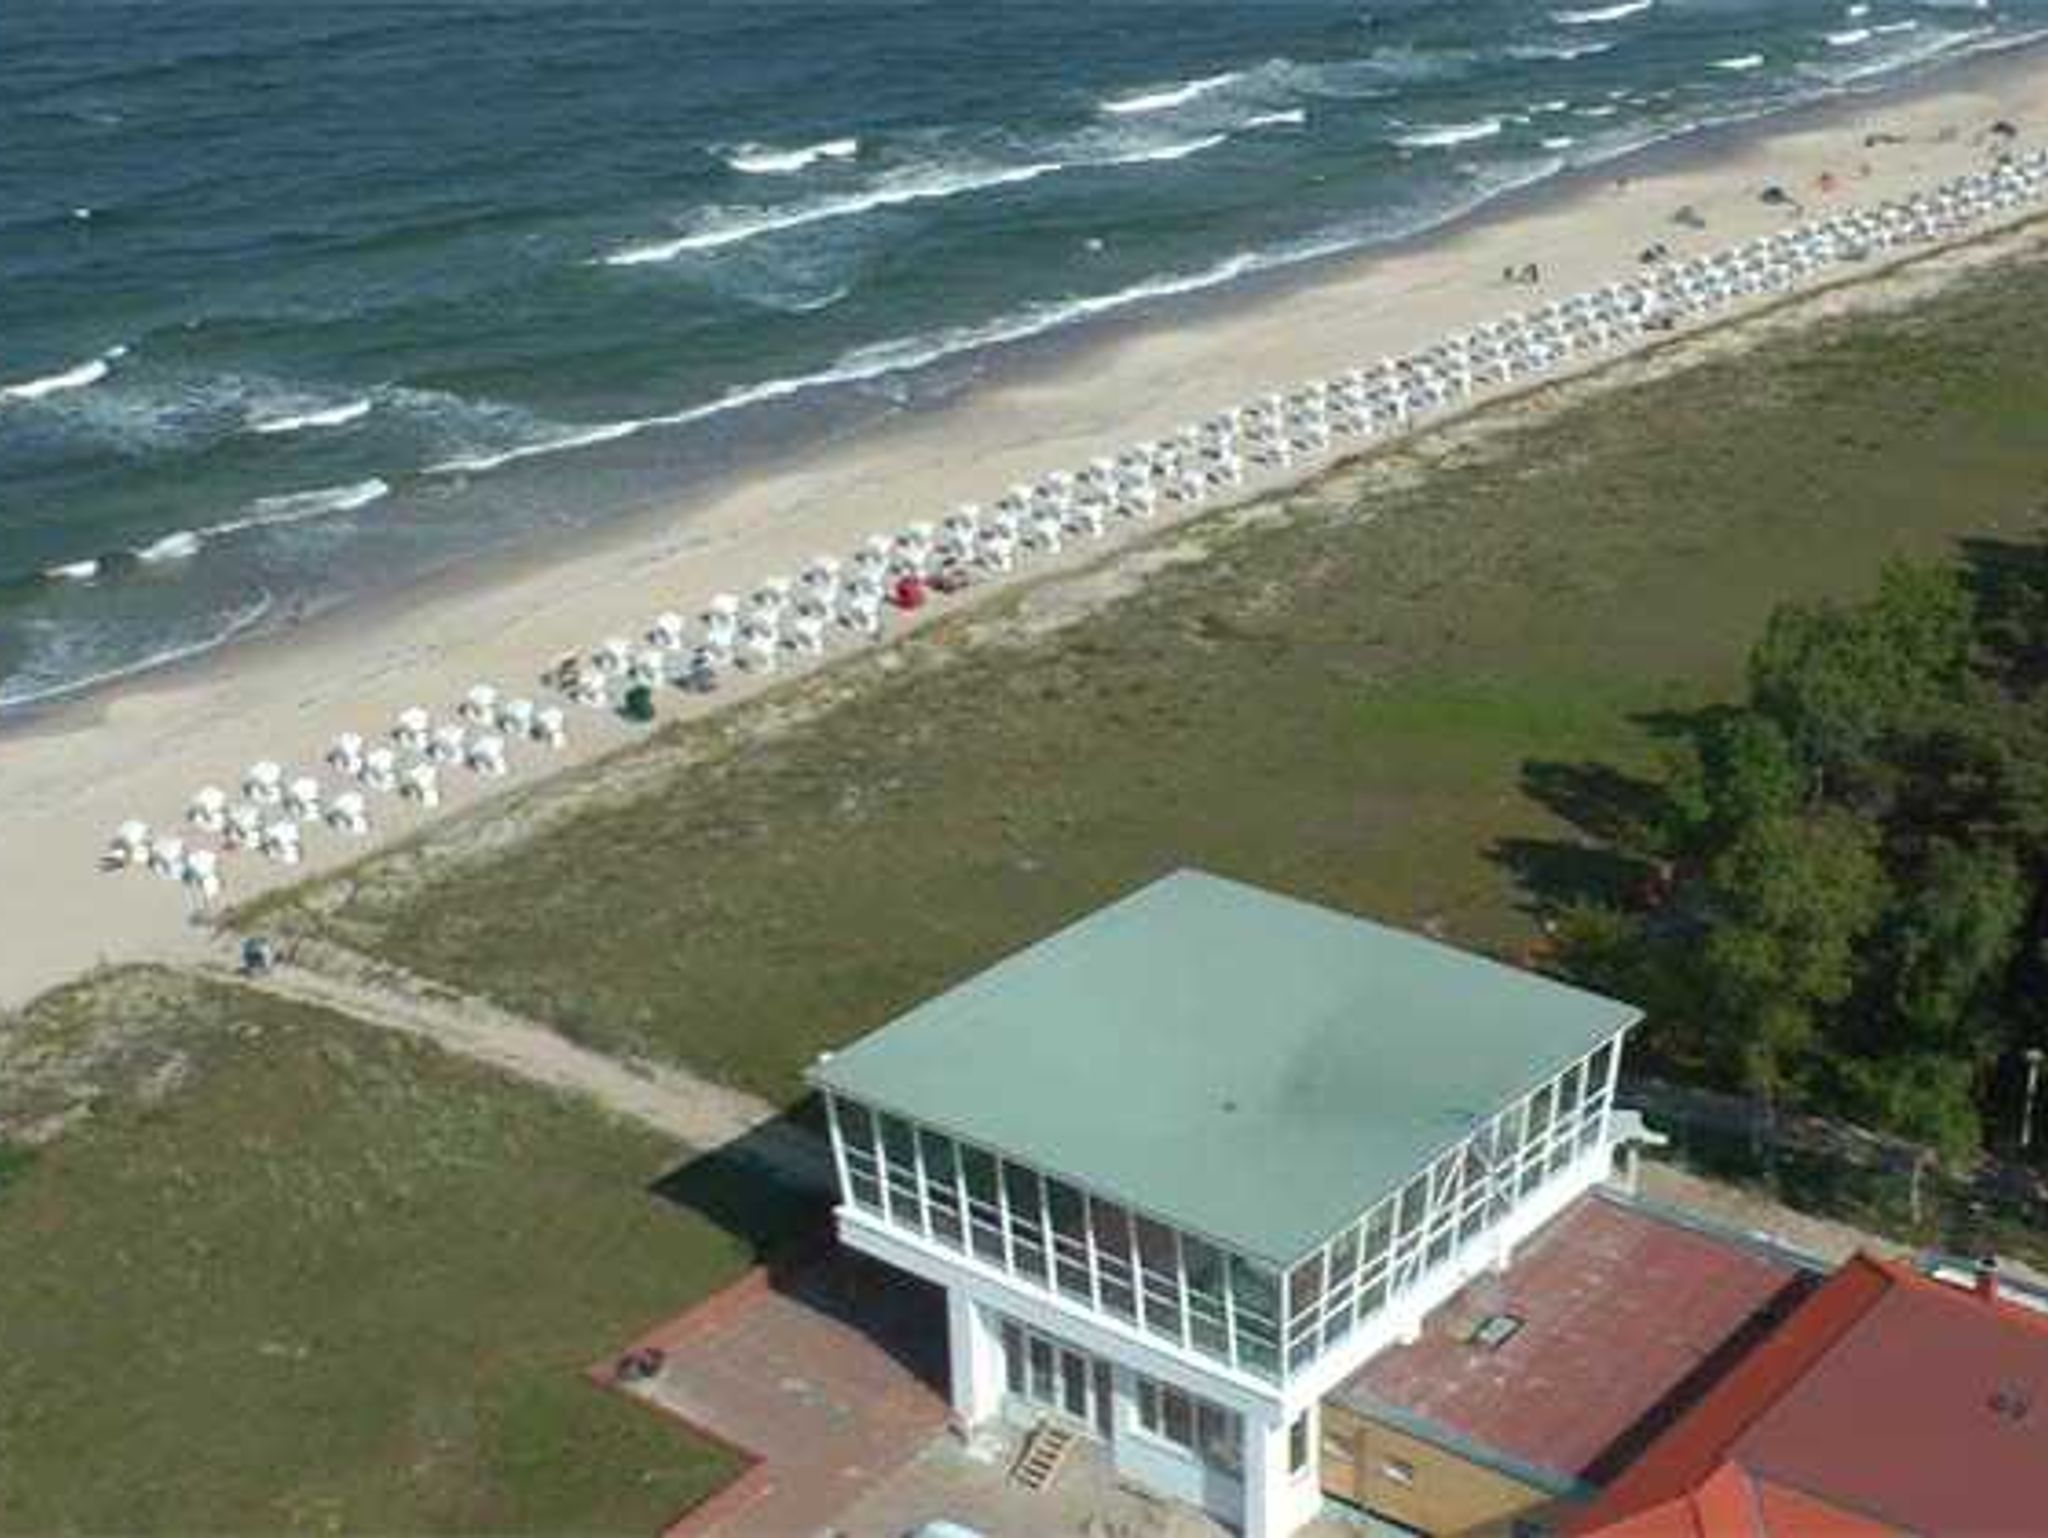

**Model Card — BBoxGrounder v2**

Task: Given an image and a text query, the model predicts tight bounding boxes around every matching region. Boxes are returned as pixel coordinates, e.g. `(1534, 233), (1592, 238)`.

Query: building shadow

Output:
(1576, 1270), (1820, 1487)
(644, 1101), (950, 1397)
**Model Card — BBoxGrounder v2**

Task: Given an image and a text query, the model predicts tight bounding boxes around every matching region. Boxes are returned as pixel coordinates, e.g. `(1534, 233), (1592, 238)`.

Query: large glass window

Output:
(1045, 1178), (1092, 1302)
(879, 1113), (921, 1229)
(1230, 1256), (1281, 1380)
(1004, 1162), (1049, 1284)
(1183, 1236), (1231, 1361)
(1135, 1216), (1184, 1343)
(1090, 1199), (1137, 1321)
(834, 1098), (882, 1213)
(919, 1128), (963, 1248)
(832, 1080), (1629, 1391)
(1136, 1373), (1243, 1477)
(960, 1145), (1005, 1264)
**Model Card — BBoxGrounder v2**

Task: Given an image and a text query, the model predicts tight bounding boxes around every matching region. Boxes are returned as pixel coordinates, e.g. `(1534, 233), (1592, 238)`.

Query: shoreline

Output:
(11, 37), (2048, 735)
(4, 44), (2048, 1009)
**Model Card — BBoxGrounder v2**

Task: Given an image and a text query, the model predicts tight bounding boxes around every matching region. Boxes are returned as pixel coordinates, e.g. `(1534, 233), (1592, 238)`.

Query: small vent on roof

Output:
(1988, 1385), (2033, 1423)
(1467, 1313), (1524, 1352)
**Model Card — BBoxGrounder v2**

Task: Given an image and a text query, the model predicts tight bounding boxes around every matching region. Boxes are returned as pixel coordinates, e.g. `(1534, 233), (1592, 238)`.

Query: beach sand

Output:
(5, 49), (2048, 1008)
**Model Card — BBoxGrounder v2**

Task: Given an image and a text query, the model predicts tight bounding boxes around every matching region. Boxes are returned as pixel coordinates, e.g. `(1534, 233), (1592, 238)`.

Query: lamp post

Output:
(2022, 1048), (2045, 1154)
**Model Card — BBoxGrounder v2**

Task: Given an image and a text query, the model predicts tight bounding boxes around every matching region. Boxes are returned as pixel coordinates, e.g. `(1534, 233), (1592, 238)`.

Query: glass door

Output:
(1002, 1318), (1111, 1440)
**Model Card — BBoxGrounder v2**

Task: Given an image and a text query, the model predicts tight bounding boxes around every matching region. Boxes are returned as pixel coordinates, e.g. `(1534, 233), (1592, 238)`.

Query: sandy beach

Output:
(5, 46), (2048, 1009)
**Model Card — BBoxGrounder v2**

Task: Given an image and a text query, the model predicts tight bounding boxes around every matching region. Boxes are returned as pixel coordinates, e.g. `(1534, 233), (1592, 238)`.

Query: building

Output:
(1325, 1191), (1818, 1535)
(807, 870), (1639, 1538)
(1567, 1251), (2048, 1538)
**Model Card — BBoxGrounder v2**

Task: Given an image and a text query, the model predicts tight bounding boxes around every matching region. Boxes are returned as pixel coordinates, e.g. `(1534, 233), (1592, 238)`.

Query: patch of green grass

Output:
(0, 970), (781, 1535)
(293, 254), (2048, 1104)
(0, 1140), (32, 1200)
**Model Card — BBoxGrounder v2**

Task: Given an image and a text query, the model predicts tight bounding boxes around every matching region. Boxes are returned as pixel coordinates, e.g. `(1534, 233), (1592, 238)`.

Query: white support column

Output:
(1241, 1402), (1322, 1538)
(947, 1287), (1004, 1435)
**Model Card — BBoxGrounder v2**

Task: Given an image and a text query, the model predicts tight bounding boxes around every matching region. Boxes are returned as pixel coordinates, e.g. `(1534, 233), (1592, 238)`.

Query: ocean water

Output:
(4, 0), (2046, 711)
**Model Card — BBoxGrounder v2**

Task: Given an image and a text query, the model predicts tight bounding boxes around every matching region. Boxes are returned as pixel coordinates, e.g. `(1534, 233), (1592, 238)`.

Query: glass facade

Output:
(825, 1033), (1620, 1389)
(1136, 1372), (1244, 1476)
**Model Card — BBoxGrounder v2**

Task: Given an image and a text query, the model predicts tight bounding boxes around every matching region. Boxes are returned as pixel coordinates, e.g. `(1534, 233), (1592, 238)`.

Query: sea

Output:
(4, 0), (2046, 712)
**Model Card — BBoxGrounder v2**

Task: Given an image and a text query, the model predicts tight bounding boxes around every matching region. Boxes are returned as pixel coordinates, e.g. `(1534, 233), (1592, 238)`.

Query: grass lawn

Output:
(0, 969), (796, 1536)
(276, 250), (2048, 1104)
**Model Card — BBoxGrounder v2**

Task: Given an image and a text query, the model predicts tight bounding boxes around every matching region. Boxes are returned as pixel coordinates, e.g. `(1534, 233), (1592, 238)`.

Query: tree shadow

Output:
(1959, 532), (2048, 686)
(1492, 834), (1651, 914)
(1491, 706), (1742, 921)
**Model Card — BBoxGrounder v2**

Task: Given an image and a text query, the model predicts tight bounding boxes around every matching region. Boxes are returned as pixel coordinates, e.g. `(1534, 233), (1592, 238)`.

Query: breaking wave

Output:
(136, 530), (203, 563)
(1239, 109), (1308, 130)
(1550, 0), (1653, 24)
(247, 397), (373, 435)
(443, 238), (1370, 477)
(1100, 72), (1243, 116)
(1512, 40), (1617, 60)
(203, 477), (391, 538)
(724, 136), (859, 174)
(1712, 53), (1767, 71)
(0, 590), (276, 713)
(1395, 117), (1503, 149)
(1, 345), (126, 405)
(602, 136), (1236, 265)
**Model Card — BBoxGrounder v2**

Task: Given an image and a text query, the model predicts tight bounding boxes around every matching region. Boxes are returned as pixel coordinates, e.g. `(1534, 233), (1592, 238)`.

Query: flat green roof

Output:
(810, 871), (1639, 1267)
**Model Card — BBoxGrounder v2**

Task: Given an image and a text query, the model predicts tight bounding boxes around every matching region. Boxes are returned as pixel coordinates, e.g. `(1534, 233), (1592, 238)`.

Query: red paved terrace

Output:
(1569, 1253), (2048, 1538)
(598, 1248), (949, 1538)
(1331, 1191), (1815, 1489)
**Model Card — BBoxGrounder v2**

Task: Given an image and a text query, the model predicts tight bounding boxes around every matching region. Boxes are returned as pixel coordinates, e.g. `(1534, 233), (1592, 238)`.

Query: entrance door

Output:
(1060, 1349), (1090, 1421)
(1001, 1318), (1111, 1439)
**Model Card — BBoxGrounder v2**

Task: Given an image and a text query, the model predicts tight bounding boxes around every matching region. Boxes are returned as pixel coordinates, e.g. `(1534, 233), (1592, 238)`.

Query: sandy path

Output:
(4, 50), (2048, 1008)
(209, 938), (832, 1190)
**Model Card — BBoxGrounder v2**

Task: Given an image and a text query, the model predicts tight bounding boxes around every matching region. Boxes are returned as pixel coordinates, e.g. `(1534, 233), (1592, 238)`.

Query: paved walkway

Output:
(205, 938), (831, 1188)
(613, 1249), (951, 1538)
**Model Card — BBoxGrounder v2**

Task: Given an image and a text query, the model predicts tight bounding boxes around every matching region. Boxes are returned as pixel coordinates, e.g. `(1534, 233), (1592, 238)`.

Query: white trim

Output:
(839, 1205), (1285, 1417)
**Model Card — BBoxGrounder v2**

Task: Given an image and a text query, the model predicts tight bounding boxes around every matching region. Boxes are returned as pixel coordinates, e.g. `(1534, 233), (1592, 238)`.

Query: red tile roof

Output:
(1570, 1255), (2048, 1538)
(1334, 1193), (1811, 1485)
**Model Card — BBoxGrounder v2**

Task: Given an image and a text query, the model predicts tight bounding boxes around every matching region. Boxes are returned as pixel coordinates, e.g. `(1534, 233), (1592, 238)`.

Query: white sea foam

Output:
(602, 136), (1234, 265)
(205, 477), (391, 538)
(1116, 133), (1229, 164)
(1239, 109), (1308, 130)
(136, 530), (202, 563)
(1511, 40), (1616, 60)
(1395, 117), (1503, 149)
(1826, 27), (1873, 45)
(444, 237), (1376, 479)
(1803, 22), (1995, 84)
(1542, 135), (1578, 149)
(1576, 103), (1621, 117)
(1873, 19), (1920, 32)
(725, 137), (859, 175)
(44, 559), (101, 582)
(1550, 0), (1653, 25)
(0, 591), (275, 713)
(1101, 72), (1243, 116)
(0, 348), (121, 405)
(248, 397), (373, 435)
(431, 419), (645, 474)
(1713, 53), (1767, 71)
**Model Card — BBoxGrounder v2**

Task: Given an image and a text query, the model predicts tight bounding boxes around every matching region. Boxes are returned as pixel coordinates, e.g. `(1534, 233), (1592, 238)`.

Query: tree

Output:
(1665, 710), (1804, 857)
(1700, 808), (1888, 1102)
(1883, 840), (2027, 1055)
(1747, 561), (1972, 793)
